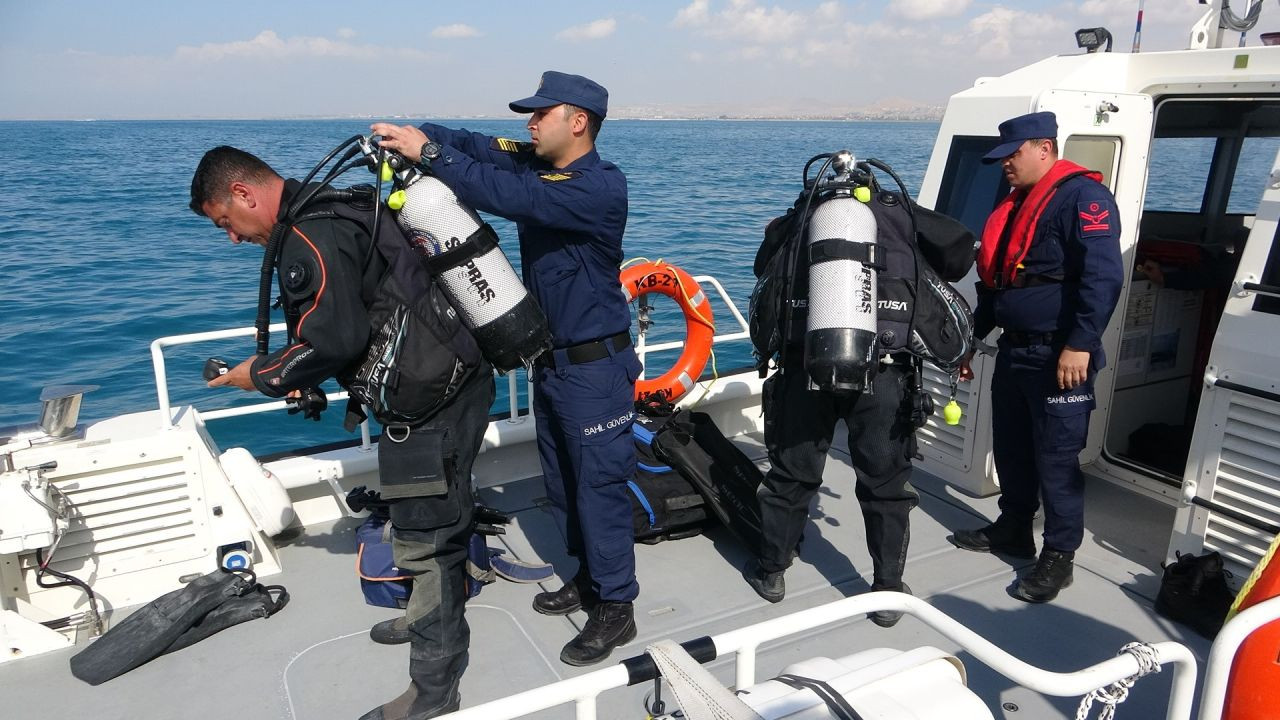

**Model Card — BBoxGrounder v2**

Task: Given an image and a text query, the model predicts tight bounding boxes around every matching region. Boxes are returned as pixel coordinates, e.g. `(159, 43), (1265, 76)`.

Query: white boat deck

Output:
(0, 428), (1214, 720)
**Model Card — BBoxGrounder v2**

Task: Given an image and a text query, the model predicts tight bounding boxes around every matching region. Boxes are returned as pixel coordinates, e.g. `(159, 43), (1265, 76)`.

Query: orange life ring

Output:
(1223, 534), (1280, 720)
(620, 262), (715, 402)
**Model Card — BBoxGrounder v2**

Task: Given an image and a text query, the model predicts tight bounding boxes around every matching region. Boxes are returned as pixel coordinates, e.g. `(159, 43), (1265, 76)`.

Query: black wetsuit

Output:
(251, 180), (494, 716)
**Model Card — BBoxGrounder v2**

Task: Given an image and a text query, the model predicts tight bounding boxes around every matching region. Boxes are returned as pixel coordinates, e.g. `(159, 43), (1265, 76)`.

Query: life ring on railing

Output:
(620, 261), (714, 402)
(1223, 533), (1280, 720)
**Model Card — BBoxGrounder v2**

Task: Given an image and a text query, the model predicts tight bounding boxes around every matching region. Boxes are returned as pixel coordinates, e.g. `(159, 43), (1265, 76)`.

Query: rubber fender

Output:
(218, 448), (295, 536)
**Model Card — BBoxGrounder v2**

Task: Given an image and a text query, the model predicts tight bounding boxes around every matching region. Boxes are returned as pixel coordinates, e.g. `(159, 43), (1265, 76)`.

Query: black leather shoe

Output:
(533, 581), (584, 616)
(560, 601), (637, 667)
(742, 559), (785, 603)
(948, 519), (1036, 558)
(1012, 549), (1075, 603)
(868, 581), (912, 628)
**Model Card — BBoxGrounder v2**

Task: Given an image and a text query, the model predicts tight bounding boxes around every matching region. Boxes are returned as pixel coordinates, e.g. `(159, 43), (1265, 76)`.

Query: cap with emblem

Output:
(982, 111), (1058, 163)
(509, 71), (609, 119)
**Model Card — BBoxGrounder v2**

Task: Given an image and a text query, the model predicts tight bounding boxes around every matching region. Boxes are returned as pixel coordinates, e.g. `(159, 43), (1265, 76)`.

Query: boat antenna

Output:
(1132, 0), (1146, 53)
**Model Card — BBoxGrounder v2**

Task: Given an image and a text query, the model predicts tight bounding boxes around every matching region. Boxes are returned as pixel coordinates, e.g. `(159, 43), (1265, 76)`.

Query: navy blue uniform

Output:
(420, 123), (641, 602)
(974, 175), (1123, 552)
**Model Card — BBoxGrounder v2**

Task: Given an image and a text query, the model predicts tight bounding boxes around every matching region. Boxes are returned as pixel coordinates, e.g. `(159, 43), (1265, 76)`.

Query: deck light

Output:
(1075, 27), (1114, 53)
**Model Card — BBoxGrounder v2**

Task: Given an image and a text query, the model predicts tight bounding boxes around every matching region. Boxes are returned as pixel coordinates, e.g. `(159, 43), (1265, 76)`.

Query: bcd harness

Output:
(255, 183), (485, 430)
(749, 167), (977, 380)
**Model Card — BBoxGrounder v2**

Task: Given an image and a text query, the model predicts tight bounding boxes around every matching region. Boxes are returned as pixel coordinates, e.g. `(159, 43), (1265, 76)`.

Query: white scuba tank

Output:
(804, 156), (880, 393)
(394, 173), (552, 372)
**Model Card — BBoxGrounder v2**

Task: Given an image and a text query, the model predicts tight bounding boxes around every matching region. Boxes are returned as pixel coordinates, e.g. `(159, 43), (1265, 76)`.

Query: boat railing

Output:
(147, 274), (751, 435)
(435, 591), (1201, 720)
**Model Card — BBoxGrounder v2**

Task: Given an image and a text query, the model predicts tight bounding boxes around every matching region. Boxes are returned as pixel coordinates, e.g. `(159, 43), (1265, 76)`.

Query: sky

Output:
(0, 1), (1225, 119)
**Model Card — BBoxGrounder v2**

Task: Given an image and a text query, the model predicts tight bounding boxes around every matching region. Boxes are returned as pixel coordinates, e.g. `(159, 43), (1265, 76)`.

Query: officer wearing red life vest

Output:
(949, 111), (1124, 603)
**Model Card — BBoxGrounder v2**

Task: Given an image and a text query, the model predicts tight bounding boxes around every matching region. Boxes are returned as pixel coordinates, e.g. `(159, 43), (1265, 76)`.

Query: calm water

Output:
(0, 119), (940, 454)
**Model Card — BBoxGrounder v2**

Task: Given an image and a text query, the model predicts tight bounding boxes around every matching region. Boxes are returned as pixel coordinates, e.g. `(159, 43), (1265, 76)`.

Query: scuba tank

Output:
(359, 138), (553, 373)
(803, 151), (880, 393)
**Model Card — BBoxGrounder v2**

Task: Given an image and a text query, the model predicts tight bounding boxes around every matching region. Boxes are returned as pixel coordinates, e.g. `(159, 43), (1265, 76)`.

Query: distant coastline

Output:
(1, 112), (945, 123)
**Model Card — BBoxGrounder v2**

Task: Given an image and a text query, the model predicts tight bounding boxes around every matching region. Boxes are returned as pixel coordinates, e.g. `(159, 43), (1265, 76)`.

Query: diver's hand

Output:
(958, 352), (975, 382)
(370, 123), (429, 162)
(208, 356), (258, 391)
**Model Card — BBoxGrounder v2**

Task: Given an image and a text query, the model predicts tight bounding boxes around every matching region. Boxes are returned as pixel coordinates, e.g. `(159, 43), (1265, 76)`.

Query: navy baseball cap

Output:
(509, 71), (609, 119)
(982, 111), (1058, 163)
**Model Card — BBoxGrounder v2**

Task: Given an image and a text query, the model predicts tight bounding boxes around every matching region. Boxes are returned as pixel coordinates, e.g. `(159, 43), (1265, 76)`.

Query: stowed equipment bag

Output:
(628, 400), (712, 543)
(69, 568), (287, 685)
(749, 159), (976, 376)
(285, 186), (486, 428)
(1155, 550), (1236, 638)
(648, 407), (766, 554)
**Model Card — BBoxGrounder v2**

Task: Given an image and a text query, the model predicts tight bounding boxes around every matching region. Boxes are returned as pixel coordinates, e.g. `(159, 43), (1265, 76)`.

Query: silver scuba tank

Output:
(394, 173), (552, 372)
(804, 152), (879, 393)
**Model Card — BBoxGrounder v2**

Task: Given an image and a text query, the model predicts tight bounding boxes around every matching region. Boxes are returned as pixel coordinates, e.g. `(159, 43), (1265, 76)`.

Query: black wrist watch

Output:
(419, 140), (442, 164)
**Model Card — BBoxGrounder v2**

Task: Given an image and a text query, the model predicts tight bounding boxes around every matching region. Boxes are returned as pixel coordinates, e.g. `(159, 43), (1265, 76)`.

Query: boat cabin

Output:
(916, 32), (1280, 586)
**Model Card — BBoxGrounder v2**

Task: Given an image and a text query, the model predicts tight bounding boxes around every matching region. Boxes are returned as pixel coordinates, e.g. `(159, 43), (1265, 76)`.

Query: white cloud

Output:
(336, 27), (356, 39)
(961, 7), (1065, 60)
(555, 18), (617, 41)
(432, 24), (481, 39)
(174, 30), (433, 63)
(672, 0), (812, 45)
(888, 0), (972, 21)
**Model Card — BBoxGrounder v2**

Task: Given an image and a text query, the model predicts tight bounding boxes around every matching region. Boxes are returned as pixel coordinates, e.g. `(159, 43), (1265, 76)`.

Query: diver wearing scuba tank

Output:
(745, 152), (976, 628)
(190, 146), (495, 720)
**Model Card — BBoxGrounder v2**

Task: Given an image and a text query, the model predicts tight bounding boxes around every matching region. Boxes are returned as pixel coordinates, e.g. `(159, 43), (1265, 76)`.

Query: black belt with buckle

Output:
(537, 332), (632, 368)
(1002, 330), (1065, 347)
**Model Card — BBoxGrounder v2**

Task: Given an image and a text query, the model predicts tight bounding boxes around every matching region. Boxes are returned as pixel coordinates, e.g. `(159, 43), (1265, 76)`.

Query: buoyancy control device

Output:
(253, 136), (486, 427)
(358, 138), (553, 372)
(749, 151), (976, 392)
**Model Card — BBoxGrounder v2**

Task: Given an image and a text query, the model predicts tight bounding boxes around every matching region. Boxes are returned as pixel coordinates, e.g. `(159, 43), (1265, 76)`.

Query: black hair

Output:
(564, 104), (603, 142)
(189, 146), (280, 216)
(1030, 137), (1060, 155)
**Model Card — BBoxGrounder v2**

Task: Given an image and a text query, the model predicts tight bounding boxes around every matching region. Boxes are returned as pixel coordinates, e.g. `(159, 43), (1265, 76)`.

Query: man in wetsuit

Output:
(950, 112), (1124, 604)
(371, 71), (640, 667)
(190, 146), (494, 719)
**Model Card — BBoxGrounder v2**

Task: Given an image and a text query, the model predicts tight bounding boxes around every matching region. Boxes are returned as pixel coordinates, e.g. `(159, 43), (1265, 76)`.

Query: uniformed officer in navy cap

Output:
(373, 71), (641, 678)
(949, 111), (1124, 603)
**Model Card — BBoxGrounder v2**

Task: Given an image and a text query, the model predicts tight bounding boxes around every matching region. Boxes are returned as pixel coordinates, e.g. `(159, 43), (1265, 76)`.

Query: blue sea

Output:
(0, 119), (940, 455)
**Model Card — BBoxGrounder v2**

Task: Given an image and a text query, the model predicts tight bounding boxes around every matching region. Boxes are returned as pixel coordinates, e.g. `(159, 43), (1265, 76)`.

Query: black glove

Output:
(286, 387), (328, 421)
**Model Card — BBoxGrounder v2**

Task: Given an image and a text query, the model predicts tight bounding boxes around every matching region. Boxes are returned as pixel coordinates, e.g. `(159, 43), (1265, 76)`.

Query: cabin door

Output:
(1168, 148), (1280, 582)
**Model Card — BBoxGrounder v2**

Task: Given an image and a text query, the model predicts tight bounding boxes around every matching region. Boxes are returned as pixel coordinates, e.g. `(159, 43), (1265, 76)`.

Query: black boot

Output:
(370, 616), (412, 645)
(358, 653), (465, 720)
(533, 570), (595, 616)
(741, 559), (785, 603)
(948, 517), (1036, 558)
(559, 601), (636, 667)
(867, 581), (912, 628)
(1012, 548), (1074, 603)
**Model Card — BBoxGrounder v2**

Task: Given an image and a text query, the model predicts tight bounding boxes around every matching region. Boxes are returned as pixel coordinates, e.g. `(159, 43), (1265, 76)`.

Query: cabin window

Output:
(1063, 136), (1119, 189)
(935, 135), (1009, 235)
(1229, 137), (1280, 213)
(1146, 137), (1215, 213)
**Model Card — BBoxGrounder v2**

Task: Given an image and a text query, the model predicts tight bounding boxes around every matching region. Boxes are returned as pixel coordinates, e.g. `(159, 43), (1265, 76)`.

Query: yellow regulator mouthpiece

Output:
(854, 186), (872, 203)
(387, 190), (406, 211)
(381, 161), (394, 183)
(943, 400), (963, 425)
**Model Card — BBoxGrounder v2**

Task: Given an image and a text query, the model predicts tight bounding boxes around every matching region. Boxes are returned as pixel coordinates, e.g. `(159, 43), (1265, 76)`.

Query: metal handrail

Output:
(437, 592), (1199, 720)
(147, 274), (752, 434)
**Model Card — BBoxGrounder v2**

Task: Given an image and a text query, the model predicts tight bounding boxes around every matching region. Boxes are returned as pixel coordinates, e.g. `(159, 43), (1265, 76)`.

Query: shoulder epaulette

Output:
(538, 170), (583, 182)
(491, 137), (533, 154)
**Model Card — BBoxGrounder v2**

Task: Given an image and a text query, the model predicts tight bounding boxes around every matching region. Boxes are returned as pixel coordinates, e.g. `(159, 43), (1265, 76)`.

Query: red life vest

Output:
(977, 160), (1103, 288)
